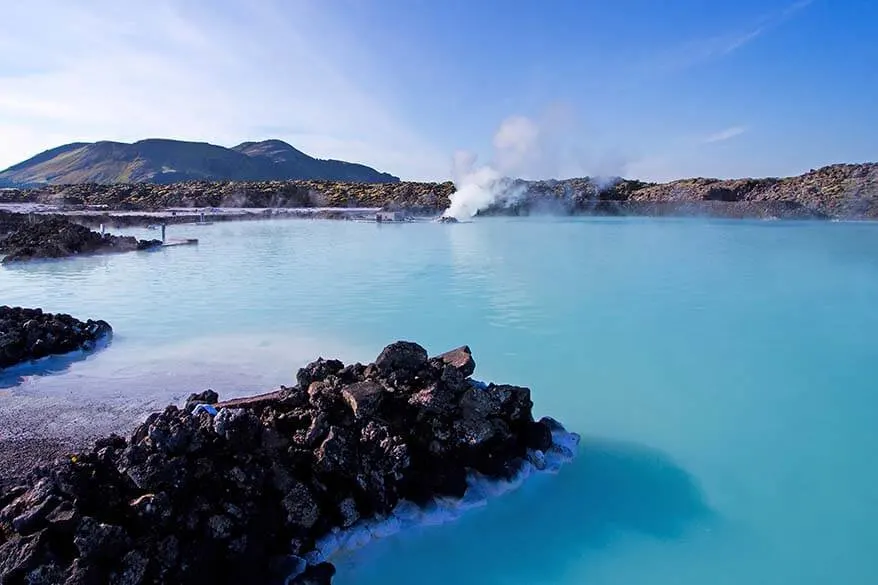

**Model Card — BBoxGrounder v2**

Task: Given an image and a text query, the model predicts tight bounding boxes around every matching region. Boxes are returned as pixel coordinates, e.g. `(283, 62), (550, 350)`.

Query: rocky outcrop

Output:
(3, 161), (877, 219)
(0, 342), (577, 584)
(0, 180), (455, 212)
(627, 163), (878, 218)
(0, 217), (161, 264)
(0, 306), (112, 370)
(476, 163), (878, 219)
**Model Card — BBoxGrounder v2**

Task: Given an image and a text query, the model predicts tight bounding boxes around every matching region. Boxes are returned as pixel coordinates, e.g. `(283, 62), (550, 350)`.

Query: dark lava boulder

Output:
(0, 341), (572, 584)
(340, 381), (385, 420)
(296, 358), (344, 389)
(0, 216), (161, 264)
(374, 341), (428, 382)
(437, 345), (476, 378)
(183, 389), (220, 412)
(0, 306), (112, 369)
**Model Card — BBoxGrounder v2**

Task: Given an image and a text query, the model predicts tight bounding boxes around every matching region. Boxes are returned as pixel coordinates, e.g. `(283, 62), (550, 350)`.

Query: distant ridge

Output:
(0, 139), (400, 185)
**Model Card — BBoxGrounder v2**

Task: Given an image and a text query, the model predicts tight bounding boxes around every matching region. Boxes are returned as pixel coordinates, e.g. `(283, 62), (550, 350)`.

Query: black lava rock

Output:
(0, 306), (112, 369)
(0, 341), (568, 585)
(0, 215), (161, 264)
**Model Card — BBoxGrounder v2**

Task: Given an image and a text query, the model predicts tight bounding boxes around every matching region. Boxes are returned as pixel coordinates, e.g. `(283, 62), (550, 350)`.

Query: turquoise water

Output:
(2, 217), (878, 584)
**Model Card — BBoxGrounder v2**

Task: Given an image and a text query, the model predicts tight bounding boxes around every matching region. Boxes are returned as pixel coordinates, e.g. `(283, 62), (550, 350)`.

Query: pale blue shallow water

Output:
(2, 217), (878, 584)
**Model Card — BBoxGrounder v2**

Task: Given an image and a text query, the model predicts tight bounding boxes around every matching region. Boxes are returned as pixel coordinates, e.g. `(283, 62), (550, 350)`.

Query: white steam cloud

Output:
(443, 116), (544, 220)
(492, 115), (542, 171)
(446, 151), (502, 220)
(443, 108), (629, 220)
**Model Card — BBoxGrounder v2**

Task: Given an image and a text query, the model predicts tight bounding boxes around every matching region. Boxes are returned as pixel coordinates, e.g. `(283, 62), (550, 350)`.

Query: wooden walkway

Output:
(161, 238), (198, 247)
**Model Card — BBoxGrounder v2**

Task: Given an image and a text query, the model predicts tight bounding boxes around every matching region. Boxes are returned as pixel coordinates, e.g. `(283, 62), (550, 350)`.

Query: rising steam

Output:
(443, 116), (540, 220)
(442, 108), (628, 220)
(444, 151), (504, 220)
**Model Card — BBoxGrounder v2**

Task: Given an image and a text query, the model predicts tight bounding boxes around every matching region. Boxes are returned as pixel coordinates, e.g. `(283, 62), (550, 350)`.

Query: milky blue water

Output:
(2, 217), (878, 584)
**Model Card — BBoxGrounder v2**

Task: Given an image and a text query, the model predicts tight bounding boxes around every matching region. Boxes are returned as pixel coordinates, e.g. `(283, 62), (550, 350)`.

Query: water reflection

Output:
(0, 338), (113, 389)
(3, 251), (120, 278)
(446, 219), (544, 333)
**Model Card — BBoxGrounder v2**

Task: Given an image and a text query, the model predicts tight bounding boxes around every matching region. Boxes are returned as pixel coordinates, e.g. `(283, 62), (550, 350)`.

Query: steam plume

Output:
(442, 108), (628, 220)
(443, 116), (543, 220)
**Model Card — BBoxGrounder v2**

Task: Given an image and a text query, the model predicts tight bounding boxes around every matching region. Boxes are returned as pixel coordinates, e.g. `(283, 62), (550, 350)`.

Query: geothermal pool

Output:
(2, 217), (878, 584)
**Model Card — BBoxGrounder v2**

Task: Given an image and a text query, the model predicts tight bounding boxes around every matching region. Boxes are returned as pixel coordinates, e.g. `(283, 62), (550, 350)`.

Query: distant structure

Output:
(375, 211), (407, 222)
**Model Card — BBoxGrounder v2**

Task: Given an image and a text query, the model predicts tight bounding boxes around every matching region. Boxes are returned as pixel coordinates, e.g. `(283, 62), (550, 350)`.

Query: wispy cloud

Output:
(0, 0), (446, 180)
(704, 126), (747, 144)
(646, 0), (817, 74)
(782, 0), (817, 18)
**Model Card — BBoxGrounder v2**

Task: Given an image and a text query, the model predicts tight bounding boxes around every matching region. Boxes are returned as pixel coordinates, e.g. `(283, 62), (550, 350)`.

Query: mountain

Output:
(230, 140), (399, 183)
(0, 139), (399, 185)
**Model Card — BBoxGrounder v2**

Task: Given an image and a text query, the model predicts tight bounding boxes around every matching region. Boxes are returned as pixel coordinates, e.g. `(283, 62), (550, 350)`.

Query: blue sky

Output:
(0, 0), (875, 181)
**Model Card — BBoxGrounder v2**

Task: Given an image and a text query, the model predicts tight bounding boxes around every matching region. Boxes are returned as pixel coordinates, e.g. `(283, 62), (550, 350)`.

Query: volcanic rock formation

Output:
(0, 306), (112, 370)
(0, 217), (161, 264)
(0, 342), (577, 584)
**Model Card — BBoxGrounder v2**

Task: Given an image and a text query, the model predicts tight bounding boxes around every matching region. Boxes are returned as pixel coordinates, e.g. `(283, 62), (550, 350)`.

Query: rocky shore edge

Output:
(0, 342), (579, 584)
(0, 214), (162, 264)
(0, 213), (161, 265)
(0, 307), (112, 371)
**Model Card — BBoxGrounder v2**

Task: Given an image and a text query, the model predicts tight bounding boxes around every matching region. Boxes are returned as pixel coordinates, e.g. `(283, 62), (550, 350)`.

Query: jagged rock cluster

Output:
(0, 217), (161, 264)
(0, 343), (567, 584)
(0, 307), (112, 369)
(627, 163), (878, 218)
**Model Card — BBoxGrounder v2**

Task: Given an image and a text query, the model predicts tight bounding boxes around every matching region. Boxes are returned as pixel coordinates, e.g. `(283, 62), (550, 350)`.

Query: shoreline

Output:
(1, 201), (871, 229)
(0, 412), (579, 581)
(0, 204), (389, 229)
(1, 161), (875, 220)
(0, 341), (579, 584)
